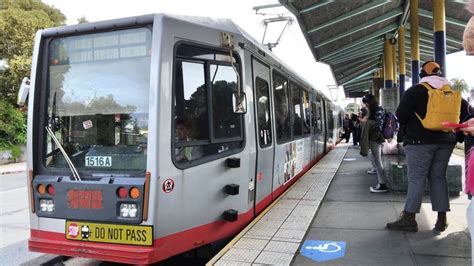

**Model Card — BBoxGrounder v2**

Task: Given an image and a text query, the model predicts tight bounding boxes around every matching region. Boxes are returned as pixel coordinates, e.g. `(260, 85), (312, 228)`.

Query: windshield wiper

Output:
(45, 126), (82, 181)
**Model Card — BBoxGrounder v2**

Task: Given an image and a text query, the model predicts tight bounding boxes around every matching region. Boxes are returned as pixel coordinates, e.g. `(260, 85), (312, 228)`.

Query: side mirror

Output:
(232, 92), (247, 114)
(17, 77), (30, 106)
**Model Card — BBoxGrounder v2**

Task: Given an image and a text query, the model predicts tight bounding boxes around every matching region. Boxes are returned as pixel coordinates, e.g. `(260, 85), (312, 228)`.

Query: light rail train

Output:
(18, 14), (344, 264)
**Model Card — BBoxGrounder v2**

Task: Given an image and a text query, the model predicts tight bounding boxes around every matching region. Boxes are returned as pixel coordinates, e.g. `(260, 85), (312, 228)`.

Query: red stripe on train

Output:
(30, 211), (254, 265)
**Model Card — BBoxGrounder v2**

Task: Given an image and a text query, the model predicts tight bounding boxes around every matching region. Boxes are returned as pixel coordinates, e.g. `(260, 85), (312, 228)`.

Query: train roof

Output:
(40, 13), (330, 101)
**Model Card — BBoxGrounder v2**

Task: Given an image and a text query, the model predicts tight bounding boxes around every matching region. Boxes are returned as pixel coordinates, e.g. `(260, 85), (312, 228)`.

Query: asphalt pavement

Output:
(0, 164), (46, 265)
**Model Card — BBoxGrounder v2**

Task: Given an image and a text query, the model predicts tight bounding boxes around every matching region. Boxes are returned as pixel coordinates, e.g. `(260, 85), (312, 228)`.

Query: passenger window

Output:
(327, 104), (334, 132)
(318, 100), (324, 131)
(302, 89), (310, 135)
(311, 101), (318, 134)
(177, 61), (208, 141)
(211, 64), (241, 139)
(173, 44), (243, 166)
(291, 83), (303, 138)
(273, 72), (290, 142)
(255, 77), (272, 147)
(173, 60), (206, 162)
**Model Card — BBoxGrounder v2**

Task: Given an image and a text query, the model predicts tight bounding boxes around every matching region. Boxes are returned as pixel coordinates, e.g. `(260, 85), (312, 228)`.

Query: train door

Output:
(251, 57), (274, 215)
(170, 43), (248, 232)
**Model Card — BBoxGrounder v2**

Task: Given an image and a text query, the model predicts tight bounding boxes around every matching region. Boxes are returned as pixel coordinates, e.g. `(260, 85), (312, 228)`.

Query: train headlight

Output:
(39, 199), (55, 213)
(120, 203), (138, 218)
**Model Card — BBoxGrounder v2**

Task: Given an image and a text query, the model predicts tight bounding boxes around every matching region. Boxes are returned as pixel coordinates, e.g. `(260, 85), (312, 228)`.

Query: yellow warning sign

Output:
(66, 221), (153, 246)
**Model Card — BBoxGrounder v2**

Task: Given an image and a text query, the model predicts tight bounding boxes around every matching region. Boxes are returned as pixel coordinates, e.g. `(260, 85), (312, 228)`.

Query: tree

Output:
(0, 99), (27, 158)
(0, 0), (66, 104)
(0, 0), (65, 155)
(77, 15), (88, 24)
(450, 78), (469, 93)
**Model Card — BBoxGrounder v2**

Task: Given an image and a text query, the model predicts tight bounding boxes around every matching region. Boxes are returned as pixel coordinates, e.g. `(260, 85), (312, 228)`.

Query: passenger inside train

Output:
(174, 118), (202, 162)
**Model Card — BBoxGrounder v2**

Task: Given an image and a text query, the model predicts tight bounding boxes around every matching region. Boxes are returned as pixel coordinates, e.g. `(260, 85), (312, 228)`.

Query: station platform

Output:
(207, 143), (472, 265)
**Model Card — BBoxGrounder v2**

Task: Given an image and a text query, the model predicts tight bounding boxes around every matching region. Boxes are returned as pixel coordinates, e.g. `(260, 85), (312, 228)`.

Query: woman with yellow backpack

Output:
(386, 61), (466, 232)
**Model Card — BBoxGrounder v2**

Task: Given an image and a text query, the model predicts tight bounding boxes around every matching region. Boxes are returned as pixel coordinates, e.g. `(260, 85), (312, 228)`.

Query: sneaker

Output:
(367, 169), (377, 174)
(370, 183), (388, 193)
(386, 211), (418, 232)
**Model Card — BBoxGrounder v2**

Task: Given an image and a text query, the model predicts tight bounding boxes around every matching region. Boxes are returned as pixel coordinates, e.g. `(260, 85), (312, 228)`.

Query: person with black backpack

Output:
(360, 93), (387, 193)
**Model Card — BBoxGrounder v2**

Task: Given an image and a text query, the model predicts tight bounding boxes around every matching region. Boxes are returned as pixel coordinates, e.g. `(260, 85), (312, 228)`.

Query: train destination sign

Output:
(66, 221), (153, 246)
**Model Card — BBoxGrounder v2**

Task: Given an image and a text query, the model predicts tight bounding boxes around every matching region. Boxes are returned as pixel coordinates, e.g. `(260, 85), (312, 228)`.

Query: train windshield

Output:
(44, 28), (151, 172)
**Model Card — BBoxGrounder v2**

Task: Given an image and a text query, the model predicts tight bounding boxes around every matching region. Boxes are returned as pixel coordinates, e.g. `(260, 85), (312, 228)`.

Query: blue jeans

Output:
(404, 144), (454, 213)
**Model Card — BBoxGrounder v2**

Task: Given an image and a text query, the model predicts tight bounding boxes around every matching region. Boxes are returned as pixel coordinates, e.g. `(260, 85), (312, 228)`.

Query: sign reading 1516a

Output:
(85, 156), (112, 167)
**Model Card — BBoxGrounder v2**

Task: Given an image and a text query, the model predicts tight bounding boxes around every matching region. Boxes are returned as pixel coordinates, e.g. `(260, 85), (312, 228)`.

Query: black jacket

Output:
(396, 83), (468, 145)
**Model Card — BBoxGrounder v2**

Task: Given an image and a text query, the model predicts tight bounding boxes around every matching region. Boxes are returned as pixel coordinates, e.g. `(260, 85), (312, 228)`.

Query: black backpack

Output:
(382, 112), (399, 139)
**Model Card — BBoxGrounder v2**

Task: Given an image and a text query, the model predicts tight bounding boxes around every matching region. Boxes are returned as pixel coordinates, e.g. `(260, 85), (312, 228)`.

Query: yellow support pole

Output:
(384, 39), (394, 88)
(398, 26), (406, 98)
(410, 0), (420, 84)
(433, 0), (446, 32)
(392, 40), (397, 86)
(399, 26), (406, 75)
(433, 0), (446, 76)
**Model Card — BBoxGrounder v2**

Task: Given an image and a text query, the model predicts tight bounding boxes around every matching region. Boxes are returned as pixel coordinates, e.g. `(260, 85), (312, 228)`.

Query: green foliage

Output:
(0, 99), (26, 158)
(450, 78), (469, 93)
(1, 0), (65, 25)
(77, 15), (88, 24)
(0, 0), (65, 104)
(0, 1), (64, 159)
(0, 54), (31, 102)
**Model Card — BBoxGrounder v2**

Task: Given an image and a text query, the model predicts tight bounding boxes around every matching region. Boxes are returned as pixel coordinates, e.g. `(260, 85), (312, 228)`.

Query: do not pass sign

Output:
(162, 178), (175, 193)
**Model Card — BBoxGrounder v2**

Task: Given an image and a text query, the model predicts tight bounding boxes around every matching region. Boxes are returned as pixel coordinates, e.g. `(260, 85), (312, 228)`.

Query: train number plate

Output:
(85, 156), (112, 167)
(65, 221), (153, 246)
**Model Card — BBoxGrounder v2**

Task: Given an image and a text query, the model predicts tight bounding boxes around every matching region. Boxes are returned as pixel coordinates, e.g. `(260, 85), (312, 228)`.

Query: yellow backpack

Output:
(415, 82), (461, 131)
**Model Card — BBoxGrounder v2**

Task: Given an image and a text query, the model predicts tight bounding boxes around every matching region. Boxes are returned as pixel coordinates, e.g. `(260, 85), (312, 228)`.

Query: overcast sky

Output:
(42, 0), (474, 104)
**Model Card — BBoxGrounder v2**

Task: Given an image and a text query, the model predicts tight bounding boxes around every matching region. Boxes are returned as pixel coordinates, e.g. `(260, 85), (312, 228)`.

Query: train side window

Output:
(291, 82), (303, 138)
(311, 101), (317, 134)
(273, 71), (290, 143)
(255, 77), (272, 147)
(173, 60), (207, 162)
(327, 103), (334, 131)
(173, 43), (243, 167)
(317, 98), (324, 131)
(301, 89), (310, 135)
(211, 64), (241, 139)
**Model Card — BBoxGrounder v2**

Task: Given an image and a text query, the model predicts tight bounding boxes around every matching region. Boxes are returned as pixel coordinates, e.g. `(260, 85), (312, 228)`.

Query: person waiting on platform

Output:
(351, 113), (361, 146)
(342, 114), (351, 143)
(360, 94), (387, 193)
(175, 118), (202, 162)
(387, 61), (465, 232)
